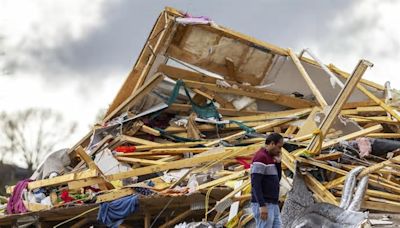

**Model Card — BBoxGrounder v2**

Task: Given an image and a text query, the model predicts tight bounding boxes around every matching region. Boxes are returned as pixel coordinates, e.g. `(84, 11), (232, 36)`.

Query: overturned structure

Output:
(1, 7), (400, 227)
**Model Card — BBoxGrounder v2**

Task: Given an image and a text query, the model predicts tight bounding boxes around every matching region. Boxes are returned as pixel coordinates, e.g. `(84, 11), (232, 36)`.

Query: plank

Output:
(320, 124), (383, 150)
(103, 73), (165, 122)
(96, 188), (135, 203)
(116, 156), (167, 166)
(121, 135), (160, 146)
(288, 48), (327, 107)
(204, 119), (291, 147)
(159, 210), (192, 228)
(183, 79), (315, 109)
(304, 173), (339, 205)
(330, 64), (400, 122)
(76, 146), (96, 169)
(169, 103), (263, 116)
(7, 169), (99, 193)
(140, 125), (161, 136)
(196, 170), (246, 191)
(307, 59), (373, 154)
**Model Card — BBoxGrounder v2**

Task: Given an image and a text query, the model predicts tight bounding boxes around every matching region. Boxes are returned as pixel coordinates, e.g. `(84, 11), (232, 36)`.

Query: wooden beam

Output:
(134, 141), (207, 151)
(307, 59), (373, 154)
(304, 173), (339, 205)
(320, 124), (383, 150)
(116, 156), (167, 166)
(297, 56), (384, 91)
(359, 155), (400, 178)
(141, 125), (161, 136)
(327, 63), (385, 91)
(159, 210), (192, 228)
(204, 119), (290, 147)
(362, 201), (400, 213)
(183, 79), (315, 109)
(121, 135), (160, 146)
(330, 64), (400, 123)
(169, 103), (263, 116)
(288, 49), (327, 107)
(367, 133), (400, 138)
(69, 144), (261, 189)
(196, 170), (246, 191)
(96, 188), (135, 203)
(76, 146), (96, 170)
(103, 73), (165, 123)
(7, 169), (98, 193)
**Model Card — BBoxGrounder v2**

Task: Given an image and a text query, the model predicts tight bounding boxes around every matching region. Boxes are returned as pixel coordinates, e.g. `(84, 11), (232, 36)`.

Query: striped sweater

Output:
(250, 147), (282, 206)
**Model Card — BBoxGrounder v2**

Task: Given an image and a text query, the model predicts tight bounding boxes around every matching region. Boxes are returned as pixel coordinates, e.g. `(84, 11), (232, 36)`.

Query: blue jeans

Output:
(251, 203), (282, 228)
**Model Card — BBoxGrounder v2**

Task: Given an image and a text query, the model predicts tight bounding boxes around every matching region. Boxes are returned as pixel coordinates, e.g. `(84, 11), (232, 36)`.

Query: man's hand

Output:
(260, 206), (268, 220)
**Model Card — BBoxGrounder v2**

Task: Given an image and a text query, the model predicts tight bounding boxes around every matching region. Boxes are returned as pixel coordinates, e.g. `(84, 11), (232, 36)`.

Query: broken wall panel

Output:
(167, 25), (276, 86)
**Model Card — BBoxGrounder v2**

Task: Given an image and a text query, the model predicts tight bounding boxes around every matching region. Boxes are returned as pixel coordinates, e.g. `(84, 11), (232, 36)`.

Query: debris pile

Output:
(1, 7), (400, 227)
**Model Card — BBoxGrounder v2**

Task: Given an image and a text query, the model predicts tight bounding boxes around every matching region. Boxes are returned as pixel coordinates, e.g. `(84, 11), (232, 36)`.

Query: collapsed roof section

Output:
(104, 7), (384, 123)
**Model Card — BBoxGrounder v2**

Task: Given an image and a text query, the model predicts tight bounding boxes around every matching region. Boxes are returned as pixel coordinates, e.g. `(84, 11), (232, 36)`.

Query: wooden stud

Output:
(307, 59), (373, 155)
(96, 188), (135, 203)
(159, 210), (192, 228)
(288, 49), (328, 107)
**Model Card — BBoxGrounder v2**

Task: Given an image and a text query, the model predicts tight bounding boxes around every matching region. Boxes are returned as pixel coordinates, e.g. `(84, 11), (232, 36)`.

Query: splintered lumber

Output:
(134, 141), (208, 151)
(159, 210), (193, 228)
(330, 64), (400, 122)
(298, 56), (384, 91)
(121, 135), (160, 146)
(320, 124), (383, 149)
(224, 109), (313, 122)
(362, 201), (400, 213)
(69, 144), (261, 189)
(123, 148), (212, 156)
(96, 188), (135, 203)
(6, 7), (400, 226)
(103, 73), (165, 122)
(304, 173), (339, 206)
(169, 103), (263, 116)
(293, 123), (382, 157)
(140, 125), (161, 136)
(367, 133), (400, 138)
(307, 59), (373, 154)
(196, 170), (246, 191)
(7, 169), (99, 193)
(76, 146), (97, 170)
(205, 108), (311, 147)
(116, 157), (167, 165)
(314, 152), (343, 161)
(359, 155), (400, 178)
(288, 49), (328, 107)
(205, 119), (290, 147)
(183, 79), (314, 109)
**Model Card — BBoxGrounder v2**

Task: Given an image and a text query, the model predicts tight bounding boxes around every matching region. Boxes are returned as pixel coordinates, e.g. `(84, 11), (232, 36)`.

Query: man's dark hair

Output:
(265, 133), (283, 145)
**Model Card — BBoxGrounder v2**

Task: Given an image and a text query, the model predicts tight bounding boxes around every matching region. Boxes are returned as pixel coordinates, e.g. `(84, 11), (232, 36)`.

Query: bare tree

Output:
(0, 108), (77, 171)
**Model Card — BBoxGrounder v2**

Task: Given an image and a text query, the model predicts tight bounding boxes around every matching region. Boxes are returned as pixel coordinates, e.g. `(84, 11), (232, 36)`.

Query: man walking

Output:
(251, 133), (283, 228)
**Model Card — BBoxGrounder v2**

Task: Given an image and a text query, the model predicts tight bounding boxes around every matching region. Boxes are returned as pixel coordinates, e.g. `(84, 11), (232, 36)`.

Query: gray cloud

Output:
(2, 0), (357, 83)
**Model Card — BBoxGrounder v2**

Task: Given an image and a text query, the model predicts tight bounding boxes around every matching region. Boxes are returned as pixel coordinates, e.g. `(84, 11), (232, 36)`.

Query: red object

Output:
(235, 157), (251, 169)
(115, 146), (136, 153)
(60, 190), (74, 203)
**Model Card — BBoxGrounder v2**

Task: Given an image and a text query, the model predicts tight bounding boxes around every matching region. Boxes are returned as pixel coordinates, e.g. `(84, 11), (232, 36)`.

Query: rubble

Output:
(1, 6), (400, 227)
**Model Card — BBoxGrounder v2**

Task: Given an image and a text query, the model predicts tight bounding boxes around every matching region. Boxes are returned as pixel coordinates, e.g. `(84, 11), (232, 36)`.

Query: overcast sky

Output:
(1, 0), (400, 150)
